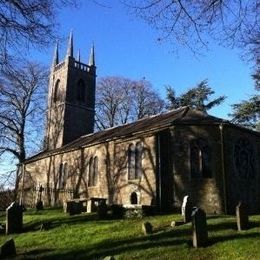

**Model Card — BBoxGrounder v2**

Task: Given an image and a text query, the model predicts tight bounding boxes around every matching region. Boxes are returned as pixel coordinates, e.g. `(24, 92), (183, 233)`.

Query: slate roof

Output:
(24, 106), (245, 163)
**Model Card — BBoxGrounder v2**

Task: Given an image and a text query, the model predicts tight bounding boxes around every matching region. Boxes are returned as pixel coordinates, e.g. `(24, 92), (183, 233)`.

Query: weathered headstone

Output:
(97, 200), (108, 219)
(181, 195), (193, 223)
(170, 221), (176, 227)
(191, 207), (208, 248)
(36, 200), (44, 210)
(0, 238), (16, 258)
(69, 201), (83, 215)
(0, 223), (5, 234)
(39, 222), (51, 231)
(236, 201), (249, 231)
(142, 222), (153, 235)
(87, 198), (105, 213)
(170, 220), (183, 227)
(103, 256), (115, 260)
(6, 202), (23, 234)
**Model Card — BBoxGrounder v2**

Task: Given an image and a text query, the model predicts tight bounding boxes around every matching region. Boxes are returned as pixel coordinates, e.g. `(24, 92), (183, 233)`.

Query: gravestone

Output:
(6, 202), (23, 234)
(87, 198), (106, 213)
(97, 200), (108, 219)
(142, 222), (153, 235)
(36, 200), (44, 210)
(0, 223), (5, 234)
(170, 220), (183, 227)
(103, 256), (115, 260)
(69, 201), (83, 215)
(36, 185), (44, 210)
(181, 195), (193, 223)
(191, 207), (208, 248)
(0, 238), (16, 258)
(236, 201), (249, 231)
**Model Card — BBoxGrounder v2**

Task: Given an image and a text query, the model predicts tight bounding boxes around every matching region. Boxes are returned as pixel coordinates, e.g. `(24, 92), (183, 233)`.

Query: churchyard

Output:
(0, 206), (259, 259)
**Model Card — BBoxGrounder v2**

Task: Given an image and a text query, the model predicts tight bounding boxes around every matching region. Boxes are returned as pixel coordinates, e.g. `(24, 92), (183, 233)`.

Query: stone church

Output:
(20, 35), (260, 214)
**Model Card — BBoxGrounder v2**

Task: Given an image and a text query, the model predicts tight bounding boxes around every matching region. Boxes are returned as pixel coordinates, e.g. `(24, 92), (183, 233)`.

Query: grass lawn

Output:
(0, 208), (260, 259)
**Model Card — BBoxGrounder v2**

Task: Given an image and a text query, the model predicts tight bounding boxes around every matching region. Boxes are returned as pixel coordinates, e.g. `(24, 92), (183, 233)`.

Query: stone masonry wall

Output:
(224, 125), (260, 214)
(172, 124), (225, 214)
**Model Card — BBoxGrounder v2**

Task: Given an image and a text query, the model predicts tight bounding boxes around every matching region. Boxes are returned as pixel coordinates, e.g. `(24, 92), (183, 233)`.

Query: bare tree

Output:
(0, 0), (78, 67)
(0, 61), (48, 192)
(124, 0), (259, 59)
(132, 79), (165, 119)
(95, 76), (165, 130)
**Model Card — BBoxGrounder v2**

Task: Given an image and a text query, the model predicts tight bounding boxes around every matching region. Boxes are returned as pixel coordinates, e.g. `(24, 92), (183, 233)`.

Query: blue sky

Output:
(30, 1), (255, 119)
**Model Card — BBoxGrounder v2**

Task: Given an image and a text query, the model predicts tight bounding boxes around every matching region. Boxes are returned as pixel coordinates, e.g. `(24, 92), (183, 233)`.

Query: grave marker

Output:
(191, 207), (208, 248)
(181, 195), (192, 223)
(6, 202), (23, 234)
(142, 222), (153, 235)
(0, 238), (16, 258)
(236, 201), (249, 231)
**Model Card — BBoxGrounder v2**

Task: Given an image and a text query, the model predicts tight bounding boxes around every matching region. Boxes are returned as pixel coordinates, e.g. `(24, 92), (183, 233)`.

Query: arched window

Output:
(53, 79), (61, 102)
(128, 144), (135, 180)
(128, 142), (143, 180)
(77, 79), (85, 102)
(93, 156), (98, 186)
(190, 138), (212, 179)
(58, 163), (63, 188)
(135, 142), (143, 179)
(58, 162), (68, 189)
(62, 162), (68, 188)
(88, 157), (94, 186)
(88, 156), (98, 187)
(130, 192), (138, 204)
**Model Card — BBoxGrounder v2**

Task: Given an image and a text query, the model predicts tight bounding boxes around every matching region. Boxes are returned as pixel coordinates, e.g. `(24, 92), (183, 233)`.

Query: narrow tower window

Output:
(77, 79), (85, 102)
(53, 79), (61, 102)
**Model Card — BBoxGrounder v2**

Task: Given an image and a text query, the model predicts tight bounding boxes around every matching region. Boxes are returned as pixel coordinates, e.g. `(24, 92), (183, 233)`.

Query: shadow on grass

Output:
(22, 223), (192, 259)
(208, 220), (237, 231)
(19, 215), (260, 260)
(22, 248), (54, 256)
(19, 212), (260, 259)
(30, 229), (260, 260)
(23, 213), (99, 232)
(43, 229), (190, 260)
(207, 217), (260, 232)
(208, 232), (260, 246)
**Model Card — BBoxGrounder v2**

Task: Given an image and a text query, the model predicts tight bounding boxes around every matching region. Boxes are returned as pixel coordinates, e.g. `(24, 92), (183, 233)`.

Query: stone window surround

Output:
(58, 161), (68, 189)
(88, 156), (98, 187)
(53, 79), (61, 103)
(189, 138), (212, 179)
(127, 142), (143, 181)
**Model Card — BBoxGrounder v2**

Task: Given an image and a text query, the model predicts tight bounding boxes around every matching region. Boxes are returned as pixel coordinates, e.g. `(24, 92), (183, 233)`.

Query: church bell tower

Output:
(45, 33), (96, 150)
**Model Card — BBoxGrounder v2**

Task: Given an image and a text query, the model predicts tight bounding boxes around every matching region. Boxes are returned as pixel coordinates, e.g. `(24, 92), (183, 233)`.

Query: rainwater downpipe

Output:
(220, 123), (227, 214)
(156, 134), (162, 212)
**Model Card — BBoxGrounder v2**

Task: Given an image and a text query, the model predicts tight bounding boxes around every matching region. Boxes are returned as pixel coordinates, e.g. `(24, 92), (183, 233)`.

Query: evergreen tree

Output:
(230, 68), (260, 131)
(166, 80), (226, 113)
(230, 95), (260, 131)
